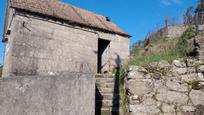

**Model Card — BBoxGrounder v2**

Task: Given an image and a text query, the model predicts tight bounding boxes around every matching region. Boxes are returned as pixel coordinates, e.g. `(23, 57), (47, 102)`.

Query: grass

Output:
(120, 85), (128, 114)
(129, 26), (195, 66)
(129, 50), (183, 66)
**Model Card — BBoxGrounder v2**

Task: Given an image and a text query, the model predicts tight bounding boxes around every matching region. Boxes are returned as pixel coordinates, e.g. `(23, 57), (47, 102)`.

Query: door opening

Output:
(97, 39), (110, 73)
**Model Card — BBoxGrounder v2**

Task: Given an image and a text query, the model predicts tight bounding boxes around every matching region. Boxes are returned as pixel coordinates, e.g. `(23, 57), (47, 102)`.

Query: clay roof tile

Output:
(9, 0), (130, 37)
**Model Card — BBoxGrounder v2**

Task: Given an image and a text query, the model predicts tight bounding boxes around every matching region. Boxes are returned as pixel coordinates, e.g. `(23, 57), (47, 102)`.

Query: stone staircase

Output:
(95, 74), (121, 115)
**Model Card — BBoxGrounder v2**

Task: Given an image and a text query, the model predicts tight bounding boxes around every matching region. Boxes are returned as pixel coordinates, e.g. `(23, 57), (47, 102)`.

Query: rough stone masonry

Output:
(126, 59), (204, 115)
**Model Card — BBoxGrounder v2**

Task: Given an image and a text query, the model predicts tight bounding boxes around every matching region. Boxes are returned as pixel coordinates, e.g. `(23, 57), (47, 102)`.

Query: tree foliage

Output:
(184, 6), (194, 25)
(130, 40), (143, 55)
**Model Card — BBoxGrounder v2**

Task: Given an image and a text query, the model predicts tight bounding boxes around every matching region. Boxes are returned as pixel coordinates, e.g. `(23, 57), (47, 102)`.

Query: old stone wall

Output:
(0, 73), (95, 115)
(2, 11), (130, 77)
(165, 25), (187, 39)
(126, 59), (204, 115)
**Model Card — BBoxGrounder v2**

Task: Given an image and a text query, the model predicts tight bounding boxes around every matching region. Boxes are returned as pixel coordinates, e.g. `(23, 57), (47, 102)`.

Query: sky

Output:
(0, 0), (199, 64)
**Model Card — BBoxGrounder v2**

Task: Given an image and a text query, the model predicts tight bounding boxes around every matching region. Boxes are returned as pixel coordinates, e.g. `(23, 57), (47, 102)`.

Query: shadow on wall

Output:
(95, 53), (121, 115)
(0, 65), (3, 77)
(112, 53), (121, 115)
(95, 86), (103, 115)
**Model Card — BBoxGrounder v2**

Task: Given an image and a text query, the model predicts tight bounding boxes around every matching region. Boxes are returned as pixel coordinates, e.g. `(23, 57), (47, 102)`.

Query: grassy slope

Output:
(129, 27), (195, 66)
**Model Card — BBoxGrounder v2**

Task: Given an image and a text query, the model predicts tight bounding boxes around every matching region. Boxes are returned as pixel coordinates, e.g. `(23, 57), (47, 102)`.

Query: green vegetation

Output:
(186, 80), (203, 90)
(129, 26), (196, 66)
(120, 86), (128, 114)
(197, 1), (204, 10)
(115, 66), (128, 114)
(177, 26), (195, 56)
(118, 67), (127, 84)
(130, 51), (180, 66)
(184, 6), (194, 25)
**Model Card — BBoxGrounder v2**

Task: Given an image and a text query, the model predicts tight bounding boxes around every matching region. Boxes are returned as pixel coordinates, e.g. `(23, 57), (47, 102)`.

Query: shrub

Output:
(176, 26), (195, 57)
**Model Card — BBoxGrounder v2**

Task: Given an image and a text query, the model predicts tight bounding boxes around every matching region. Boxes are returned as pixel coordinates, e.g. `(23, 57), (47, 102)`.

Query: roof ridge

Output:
(9, 0), (130, 37)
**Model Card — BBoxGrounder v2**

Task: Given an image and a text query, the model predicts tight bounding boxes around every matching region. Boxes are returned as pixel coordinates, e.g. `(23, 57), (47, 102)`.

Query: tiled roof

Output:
(9, 0), (130, 37)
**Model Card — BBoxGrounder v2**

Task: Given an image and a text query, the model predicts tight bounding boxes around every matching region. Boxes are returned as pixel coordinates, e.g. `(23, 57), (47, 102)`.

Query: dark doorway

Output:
(97, 39), (110, 73)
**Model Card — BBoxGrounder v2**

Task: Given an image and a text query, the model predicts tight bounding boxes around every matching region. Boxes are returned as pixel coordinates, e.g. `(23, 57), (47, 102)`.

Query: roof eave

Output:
(2, 0), (11, 43)
(13, 7), (131, 38)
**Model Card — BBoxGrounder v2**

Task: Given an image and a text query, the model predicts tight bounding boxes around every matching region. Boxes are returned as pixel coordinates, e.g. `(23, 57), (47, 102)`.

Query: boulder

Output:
(141, 97), (157, 106)
(149, 62), (158, 68)
(128, 66), (148, 73)
(172, 60), (186, 68)
(144, 74), (151, 79)
(128, 71), (144, 79)
(166, 78), (188, 92)
(186, 58), (196, 67)
(180, 73), (199, 82)
(153, 79), (165, 91)
(158, 60), (170, 69)
(129, 104), (160, 114)
(128, 80), (154, 96)
(151, 73), (162, 80)
(190, 90), (204, 105)
(198, 73), (204, 80)
(197, 65), (204, 73)
(162, 104), (175, 113)
(129, 95), (142, 105)
(171, 67), (187, 76)
(128, 65), (139, 72)
(180, 106), (196, 112)
(156, 90), (188, 105)
(166, 91), (188, 105)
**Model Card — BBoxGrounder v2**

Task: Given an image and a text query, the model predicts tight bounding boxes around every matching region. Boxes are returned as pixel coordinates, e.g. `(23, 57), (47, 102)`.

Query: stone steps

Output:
(96, 82), (119, 89)
(95, 74), (115, 78)
(96, 107), (120, 115)
(96, 92), (120, 101)
(95, 74), (121, 115)
(100, 107), (121, 115)
(97, 88), (120, 94)
(96, 99), (121, 107)
(96, 78), (115, 83)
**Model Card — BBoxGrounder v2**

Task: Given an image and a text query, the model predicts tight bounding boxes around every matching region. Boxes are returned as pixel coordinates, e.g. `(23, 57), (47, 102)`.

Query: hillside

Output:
(130, 25), (196, 66)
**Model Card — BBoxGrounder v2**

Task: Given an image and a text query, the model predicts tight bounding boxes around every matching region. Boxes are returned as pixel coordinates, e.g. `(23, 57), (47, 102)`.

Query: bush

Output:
(115, 66), (127, 84)
(183, 27), (196, 39)
(176, 26), (195, 57)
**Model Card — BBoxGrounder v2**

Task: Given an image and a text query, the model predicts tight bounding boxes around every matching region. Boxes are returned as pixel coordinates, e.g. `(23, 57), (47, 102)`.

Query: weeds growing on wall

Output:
(115, 66), (129, 114)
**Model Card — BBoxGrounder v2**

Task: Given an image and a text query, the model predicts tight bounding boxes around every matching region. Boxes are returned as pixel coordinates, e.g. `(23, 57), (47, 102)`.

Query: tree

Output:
(184, 6), (194, 25)
(130, 40), (143, 55)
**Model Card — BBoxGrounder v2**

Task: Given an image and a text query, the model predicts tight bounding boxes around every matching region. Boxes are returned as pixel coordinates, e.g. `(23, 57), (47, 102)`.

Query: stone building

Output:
(2, 0), (130, 77)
